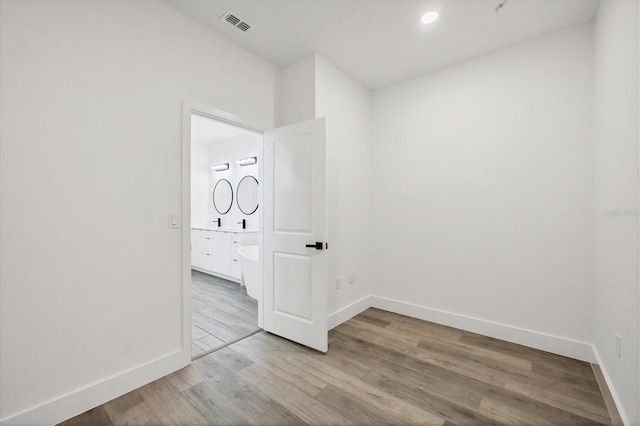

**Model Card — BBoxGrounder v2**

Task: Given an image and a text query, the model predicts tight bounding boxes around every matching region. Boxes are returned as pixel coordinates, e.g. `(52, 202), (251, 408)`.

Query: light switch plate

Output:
(168, 213), (179, 229)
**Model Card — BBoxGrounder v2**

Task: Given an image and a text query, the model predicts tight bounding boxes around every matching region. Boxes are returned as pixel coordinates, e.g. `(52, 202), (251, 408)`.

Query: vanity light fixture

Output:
(211, 163), (229, 172)
(236, 156), (257, 166)
(421, 11), (439, 25)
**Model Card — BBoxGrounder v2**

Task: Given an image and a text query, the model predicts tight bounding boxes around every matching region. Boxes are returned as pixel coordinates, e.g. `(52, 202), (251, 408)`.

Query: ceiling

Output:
(164, 0), (599, 90)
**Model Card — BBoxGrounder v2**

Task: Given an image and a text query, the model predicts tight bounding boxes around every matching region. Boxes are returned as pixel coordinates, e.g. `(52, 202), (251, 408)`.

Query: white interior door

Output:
(263, 117), (328, 353)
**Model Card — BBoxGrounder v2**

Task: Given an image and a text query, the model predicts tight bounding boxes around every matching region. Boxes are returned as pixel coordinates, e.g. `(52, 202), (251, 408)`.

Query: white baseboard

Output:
(0, 349), (189, 426)
(11, 295), (605, 425)
(369, 296), (596, 363)
(591, 345), (630, 425)
(329, 295), (373, 329)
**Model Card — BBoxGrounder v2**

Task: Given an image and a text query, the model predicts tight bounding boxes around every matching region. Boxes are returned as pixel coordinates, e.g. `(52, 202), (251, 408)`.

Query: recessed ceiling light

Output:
(421, 11), (439, 25)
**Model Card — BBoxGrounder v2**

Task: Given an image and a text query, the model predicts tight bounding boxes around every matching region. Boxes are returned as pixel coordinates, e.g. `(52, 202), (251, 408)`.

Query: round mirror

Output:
(236, 176), (259, 215)
(213, 179), (233, 214)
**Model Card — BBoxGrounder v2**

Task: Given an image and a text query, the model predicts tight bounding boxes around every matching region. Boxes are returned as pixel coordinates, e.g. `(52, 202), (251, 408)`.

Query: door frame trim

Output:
(181, 100), (265, 362)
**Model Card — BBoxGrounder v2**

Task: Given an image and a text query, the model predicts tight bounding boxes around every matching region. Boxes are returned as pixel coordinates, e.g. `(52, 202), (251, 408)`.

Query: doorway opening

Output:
(189, 112), (263, 360)
(182, 101), (329, 359)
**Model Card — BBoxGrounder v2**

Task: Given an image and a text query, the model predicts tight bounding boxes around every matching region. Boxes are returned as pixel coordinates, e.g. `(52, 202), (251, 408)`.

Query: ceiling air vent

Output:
(236, 21), (251, 32)
(220, 10), (252, 33)
(225, 14), (240, 26)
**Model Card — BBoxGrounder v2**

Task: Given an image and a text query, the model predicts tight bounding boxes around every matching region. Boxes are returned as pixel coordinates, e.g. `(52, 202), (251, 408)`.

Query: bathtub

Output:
(237, 245), (260, 300)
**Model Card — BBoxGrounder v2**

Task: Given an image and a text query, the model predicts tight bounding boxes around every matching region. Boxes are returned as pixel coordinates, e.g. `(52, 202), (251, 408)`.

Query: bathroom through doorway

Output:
(189, 112), (262, 359)
(182, 101), (329, 361)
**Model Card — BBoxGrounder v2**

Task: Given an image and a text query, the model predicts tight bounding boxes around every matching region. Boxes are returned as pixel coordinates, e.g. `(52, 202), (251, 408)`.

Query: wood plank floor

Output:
(191, 270), (259, 358)
(60, 308), (612, 425)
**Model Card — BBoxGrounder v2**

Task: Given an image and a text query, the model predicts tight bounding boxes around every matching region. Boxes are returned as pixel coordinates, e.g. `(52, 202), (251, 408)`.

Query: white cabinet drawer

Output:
(220, 232), (231, 275)
(230, 257), (241, 279)
(191, 229), (213, 270)
(209, 231), (221, 272)
(193, 228), (257, 282)
(230, 240), (241, 260)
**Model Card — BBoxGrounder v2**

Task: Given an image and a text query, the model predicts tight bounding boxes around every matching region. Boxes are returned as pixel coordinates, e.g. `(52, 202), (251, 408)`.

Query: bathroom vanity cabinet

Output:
(191, 228), (258, 283)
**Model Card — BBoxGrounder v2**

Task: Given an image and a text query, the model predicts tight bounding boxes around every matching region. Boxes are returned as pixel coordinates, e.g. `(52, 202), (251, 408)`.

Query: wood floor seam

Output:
(60, 307), (614, 426)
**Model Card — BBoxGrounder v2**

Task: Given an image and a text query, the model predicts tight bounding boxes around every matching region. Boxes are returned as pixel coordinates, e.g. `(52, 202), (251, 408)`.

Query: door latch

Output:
(305, 242), (324, 250)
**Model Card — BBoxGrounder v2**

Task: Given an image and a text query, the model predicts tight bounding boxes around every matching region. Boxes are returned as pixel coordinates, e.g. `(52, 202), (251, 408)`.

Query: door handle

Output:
(305, 242), (324, 250)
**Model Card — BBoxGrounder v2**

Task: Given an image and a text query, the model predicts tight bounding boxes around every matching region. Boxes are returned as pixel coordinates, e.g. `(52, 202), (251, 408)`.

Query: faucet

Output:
(213, 218), (221, 227)
(237, 219), (246, 229)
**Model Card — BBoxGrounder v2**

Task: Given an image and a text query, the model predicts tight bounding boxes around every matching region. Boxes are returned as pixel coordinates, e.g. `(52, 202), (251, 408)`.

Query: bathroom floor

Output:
(191, 270), (259, 358)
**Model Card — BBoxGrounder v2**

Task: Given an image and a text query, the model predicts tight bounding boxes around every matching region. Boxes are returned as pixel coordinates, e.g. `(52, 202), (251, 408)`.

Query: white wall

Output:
(371, 25), (595, 355)
(275, 54), (374, 320)
(593, 1), (640, 423)
(314, 55), (373, 319)
(191, 142), (211, 227)
(276, 55), (316, 127)
(0, 0), (276, 423)
(209, 134), (262, 230)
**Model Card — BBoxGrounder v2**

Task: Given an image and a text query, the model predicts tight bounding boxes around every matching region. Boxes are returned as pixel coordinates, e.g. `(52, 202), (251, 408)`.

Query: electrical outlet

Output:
(616, 332), (621, 358)
(348, 272), (356, 284)
(336, 276), (342, 289)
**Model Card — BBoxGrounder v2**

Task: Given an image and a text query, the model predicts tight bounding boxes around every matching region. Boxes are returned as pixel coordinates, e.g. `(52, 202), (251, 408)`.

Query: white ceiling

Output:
(191, 114), (247, 145)
(164, 0), (599, 90)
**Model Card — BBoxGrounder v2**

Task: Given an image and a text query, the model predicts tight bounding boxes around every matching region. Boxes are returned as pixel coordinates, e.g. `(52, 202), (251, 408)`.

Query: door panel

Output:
(263, 117), (327, 352)
(273, 252), (313, 320)
(274, 136), (313, 233)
